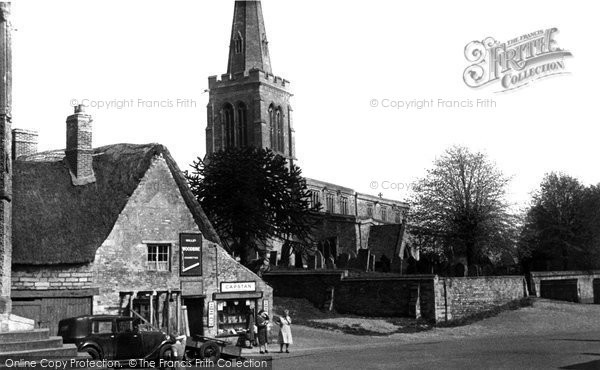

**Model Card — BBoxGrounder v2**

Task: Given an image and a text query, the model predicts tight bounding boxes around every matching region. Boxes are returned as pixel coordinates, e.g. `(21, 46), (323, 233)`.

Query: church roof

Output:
(368, 223), (406, 258)
(227, 0), (272, 75)
(12, 143), (221, 265)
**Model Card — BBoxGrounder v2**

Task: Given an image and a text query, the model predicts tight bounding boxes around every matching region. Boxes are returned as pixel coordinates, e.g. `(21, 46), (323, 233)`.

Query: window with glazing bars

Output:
(147, 244), (170, 271)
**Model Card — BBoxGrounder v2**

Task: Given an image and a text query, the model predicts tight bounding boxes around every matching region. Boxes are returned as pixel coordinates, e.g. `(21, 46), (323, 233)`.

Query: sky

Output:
(9, 0), (599, 209)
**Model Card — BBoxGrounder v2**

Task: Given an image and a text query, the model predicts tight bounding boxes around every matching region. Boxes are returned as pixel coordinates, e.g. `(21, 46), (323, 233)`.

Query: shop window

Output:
(217, 300), (256, 337)
(147, 244), (170, 271)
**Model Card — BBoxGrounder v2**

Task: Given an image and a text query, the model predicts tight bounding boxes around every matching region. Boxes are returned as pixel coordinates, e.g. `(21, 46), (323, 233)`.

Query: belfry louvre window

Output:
(234, 32), (243, 54)
(147, 244), (170, 271)
(223, 104), (235, 149)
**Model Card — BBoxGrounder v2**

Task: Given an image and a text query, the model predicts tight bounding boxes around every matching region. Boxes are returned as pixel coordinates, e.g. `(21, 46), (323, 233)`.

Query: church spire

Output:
(227, 0), (272, 75)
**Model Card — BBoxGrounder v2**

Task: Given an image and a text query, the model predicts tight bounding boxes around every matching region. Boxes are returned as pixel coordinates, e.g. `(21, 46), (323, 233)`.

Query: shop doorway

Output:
(184, 297), (204, 336)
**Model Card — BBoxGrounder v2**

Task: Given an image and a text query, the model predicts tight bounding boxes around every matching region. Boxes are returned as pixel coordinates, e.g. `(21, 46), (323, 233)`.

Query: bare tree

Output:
(409, 146), (517, 273)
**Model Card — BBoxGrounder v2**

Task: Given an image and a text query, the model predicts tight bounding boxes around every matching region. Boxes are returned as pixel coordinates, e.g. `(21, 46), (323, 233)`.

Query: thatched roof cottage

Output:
(10, 106), (273, 337)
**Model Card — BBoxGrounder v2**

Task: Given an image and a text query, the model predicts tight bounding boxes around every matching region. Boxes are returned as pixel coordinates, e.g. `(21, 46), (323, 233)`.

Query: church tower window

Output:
(268, 105), (275, 150)
(276, 108), (284, 153)
(237, 103), (248, 147)
(223, 104), (235, 149)
(234, 32), (243, 54)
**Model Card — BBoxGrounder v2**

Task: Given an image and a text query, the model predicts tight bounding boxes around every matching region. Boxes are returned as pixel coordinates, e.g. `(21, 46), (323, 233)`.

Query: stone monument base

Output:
(0, 314), (35, 333)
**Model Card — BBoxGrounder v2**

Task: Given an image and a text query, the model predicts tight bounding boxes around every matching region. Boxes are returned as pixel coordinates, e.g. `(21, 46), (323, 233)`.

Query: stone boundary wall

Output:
(263, 270), (347, 309)
(335, 276), (436, 319)
(434, 276), (527, 322)
(530, 270), (600, 304)
(264, 271), (527, 323)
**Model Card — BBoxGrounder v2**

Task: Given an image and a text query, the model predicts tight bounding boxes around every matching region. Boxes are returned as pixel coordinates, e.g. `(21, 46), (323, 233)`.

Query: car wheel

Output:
(158, 347), (175, 370)
(199, 342), (221, 362)
(184, 348), (200, 360)
(83, 347), (100, 360)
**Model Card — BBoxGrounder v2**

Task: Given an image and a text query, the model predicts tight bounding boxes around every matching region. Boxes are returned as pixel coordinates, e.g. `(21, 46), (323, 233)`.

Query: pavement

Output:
(239, 299), (600, 369)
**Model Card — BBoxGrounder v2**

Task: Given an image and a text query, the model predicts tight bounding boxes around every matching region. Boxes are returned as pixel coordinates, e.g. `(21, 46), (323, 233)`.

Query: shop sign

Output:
(180, 233), (202, 276)
(208, 301), (216, 327)
(220, 281), (256, 293)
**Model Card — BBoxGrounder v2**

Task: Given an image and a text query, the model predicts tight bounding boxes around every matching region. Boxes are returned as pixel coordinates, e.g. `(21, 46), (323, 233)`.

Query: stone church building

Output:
(204, 0), (411, 271)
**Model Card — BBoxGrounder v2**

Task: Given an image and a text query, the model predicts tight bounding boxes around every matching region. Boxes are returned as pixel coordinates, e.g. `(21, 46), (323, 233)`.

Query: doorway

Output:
(184, 297), (204, 336)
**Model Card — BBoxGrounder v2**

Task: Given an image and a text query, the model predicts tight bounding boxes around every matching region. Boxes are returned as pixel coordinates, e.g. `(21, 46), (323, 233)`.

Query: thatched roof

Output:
(367, 224), (405, 259)
(13, 143), (221, 265)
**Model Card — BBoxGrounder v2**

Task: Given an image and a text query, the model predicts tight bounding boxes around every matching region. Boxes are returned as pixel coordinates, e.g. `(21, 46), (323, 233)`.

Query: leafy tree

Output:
(186, 148), (315, 265)
(520, 173), (600, 271)
(409, 146), (517, 273)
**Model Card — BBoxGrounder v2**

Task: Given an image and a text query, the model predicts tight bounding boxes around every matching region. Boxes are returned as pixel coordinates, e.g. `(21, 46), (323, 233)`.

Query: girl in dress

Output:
(256, 309), (270, 354)
(277, 309), (293, 353)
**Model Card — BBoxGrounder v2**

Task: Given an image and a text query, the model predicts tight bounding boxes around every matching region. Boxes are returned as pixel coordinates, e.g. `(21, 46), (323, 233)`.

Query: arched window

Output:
(276, 108), (284, 153)
(234, 32), (243, 54)
(237, 103), (248, 147)
(223, 103), (235, 149)
(268, 105), (275, 150)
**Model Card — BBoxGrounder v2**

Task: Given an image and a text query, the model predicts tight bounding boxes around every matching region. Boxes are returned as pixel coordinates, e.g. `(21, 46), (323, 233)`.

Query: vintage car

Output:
(58, 315), (182, 361)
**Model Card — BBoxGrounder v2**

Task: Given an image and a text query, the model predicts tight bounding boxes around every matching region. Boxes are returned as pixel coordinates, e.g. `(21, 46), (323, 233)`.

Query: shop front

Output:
(210, 281), (268, 340)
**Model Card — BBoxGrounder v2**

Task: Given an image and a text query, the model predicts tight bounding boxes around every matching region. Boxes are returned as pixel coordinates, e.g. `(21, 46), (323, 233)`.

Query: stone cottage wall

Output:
(12, 264), (93, 290)
(92, 155), (272, 336)
(92, 156), (193, 315)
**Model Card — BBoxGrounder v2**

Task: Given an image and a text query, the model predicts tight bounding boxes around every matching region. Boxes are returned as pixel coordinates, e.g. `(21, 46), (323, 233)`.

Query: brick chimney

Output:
(12, 128), (38, 159)
(65, 105), (95, 185)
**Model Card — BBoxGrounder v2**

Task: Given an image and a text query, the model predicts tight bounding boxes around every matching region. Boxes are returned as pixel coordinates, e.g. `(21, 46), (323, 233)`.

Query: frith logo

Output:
(463, 28), (572, 92)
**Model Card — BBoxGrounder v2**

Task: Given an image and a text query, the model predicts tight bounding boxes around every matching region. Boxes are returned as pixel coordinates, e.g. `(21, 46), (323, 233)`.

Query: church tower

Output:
(206, 0), (295, 165)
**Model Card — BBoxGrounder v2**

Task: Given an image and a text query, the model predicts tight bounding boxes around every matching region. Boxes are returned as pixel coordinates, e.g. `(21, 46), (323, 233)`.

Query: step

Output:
(0, 343), (78, 361)
(1, 336), (64, 352)
(0, 328), (50, 343)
